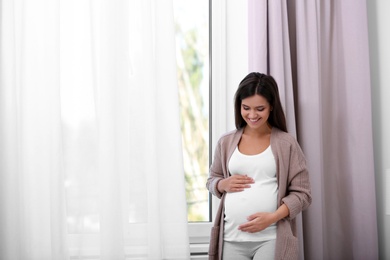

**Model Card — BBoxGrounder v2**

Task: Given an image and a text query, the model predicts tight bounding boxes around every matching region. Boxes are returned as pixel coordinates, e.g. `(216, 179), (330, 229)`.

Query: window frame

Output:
(187, 0), (227, 254)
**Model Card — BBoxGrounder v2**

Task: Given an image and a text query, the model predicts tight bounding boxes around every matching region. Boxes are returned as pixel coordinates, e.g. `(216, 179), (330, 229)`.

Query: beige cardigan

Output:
(206, 127), (312, 260)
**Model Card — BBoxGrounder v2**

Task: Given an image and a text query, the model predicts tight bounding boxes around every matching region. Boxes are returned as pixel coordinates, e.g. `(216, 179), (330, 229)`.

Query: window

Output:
(173, 0), (210, 223)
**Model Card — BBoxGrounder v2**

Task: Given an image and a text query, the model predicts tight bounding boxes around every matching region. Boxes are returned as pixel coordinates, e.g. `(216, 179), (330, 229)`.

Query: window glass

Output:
(173, 0), (210, 222)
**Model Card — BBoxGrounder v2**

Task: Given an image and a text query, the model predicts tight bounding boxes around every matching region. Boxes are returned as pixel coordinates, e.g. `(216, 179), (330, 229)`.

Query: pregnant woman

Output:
(206, 72), (312, 260)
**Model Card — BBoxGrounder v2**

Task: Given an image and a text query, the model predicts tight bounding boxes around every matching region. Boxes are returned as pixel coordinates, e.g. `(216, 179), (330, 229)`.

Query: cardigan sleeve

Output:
(206, 138), (225, 199)
(281, 139), (312, 220)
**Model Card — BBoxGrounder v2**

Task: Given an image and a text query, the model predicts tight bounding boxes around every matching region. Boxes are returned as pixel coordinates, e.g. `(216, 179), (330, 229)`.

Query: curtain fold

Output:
(248, 0), (378, 259)
(0, 1), (67, 259)
(0, 0), (190, 259)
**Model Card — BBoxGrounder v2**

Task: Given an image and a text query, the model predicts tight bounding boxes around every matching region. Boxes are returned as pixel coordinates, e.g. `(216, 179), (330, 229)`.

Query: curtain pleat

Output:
(0, 0), (68, 259)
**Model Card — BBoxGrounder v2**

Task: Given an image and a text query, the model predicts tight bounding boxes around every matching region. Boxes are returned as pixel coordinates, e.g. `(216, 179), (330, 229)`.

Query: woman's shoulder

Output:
(271, 127), (300, 147)
(217, 128), (243, 145)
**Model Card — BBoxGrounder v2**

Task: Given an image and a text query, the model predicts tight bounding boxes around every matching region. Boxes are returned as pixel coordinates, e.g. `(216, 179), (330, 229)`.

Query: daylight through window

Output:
(173, 0), (210, 222)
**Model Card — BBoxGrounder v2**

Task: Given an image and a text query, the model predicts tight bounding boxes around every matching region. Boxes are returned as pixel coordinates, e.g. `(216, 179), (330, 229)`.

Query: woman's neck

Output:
(243, 124), (272, 137)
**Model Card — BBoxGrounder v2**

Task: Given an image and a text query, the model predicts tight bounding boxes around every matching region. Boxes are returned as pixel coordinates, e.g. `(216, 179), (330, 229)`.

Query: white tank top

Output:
(224, 145), (278, 242)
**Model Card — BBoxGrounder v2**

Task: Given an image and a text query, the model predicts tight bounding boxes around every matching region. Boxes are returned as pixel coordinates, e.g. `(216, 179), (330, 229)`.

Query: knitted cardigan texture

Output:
(206, 127), (312, 260)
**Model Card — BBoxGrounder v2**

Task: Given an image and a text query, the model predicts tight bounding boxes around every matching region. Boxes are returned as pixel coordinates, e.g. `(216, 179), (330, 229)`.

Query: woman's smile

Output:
(248, 118), (260, 124)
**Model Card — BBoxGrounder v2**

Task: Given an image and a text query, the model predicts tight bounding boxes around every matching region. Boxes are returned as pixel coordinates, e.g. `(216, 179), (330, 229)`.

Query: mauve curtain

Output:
(248, 1), (378, 260)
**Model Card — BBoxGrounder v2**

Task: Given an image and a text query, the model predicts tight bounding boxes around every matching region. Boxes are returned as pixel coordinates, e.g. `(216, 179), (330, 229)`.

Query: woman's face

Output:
(240, 94), (272, 131)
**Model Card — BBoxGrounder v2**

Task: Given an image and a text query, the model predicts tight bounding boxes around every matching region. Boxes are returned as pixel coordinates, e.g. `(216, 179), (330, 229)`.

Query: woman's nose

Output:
(249, 110), (257, 117)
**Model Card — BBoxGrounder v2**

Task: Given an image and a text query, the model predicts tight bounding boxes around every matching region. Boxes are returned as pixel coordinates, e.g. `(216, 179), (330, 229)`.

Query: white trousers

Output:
(222, 239), (276, 260)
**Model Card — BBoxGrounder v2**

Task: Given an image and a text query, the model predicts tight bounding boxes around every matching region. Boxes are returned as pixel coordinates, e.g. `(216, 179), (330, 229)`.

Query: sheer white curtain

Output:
(0, 0), (190, 259)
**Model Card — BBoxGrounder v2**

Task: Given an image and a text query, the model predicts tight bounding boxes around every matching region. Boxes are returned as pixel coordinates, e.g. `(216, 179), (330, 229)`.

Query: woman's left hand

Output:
(238, 212), (276, 233)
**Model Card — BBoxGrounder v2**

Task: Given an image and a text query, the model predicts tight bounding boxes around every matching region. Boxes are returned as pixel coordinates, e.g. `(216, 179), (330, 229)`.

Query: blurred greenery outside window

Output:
(173, 0), (210, 222)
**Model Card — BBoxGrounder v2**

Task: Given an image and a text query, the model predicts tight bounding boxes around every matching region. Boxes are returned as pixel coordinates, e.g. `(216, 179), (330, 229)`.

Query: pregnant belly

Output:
(224, 183), (278, 224)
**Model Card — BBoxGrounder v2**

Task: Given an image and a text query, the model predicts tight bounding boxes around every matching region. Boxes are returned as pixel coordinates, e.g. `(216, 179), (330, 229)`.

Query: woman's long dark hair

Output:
(234, 72), (287, 132)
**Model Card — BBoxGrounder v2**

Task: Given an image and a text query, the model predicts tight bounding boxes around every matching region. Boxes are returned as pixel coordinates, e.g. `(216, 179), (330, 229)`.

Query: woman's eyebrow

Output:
(242, 104), (265, 108)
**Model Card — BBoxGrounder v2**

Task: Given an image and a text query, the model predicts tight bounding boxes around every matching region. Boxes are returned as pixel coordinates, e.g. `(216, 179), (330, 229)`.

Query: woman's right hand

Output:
(217, 175), (254, 193)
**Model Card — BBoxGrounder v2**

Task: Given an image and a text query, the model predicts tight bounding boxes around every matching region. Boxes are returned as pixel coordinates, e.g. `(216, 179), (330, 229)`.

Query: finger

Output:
(234, 184), (251, 190)
(239, 224), (256, 233)
(238, 177), (254, 184)
(232, 179), (253, 186)
(237, 181), (254, 186)
(246, 214), (257, 221)
(237, 175), (253, 180)
(227, 186), (244, 192)
(235, 174), (252, 180)
(240, 225), (261, 233)
(238, 223), (249, 230)
(234, 186), (246, 192)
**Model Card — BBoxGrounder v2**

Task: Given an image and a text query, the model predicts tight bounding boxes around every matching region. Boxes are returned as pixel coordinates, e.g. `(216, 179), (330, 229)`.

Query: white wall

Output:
(221, 1), (390, 259)
(368, 1), (390, 259)
(225, 1), (248, 130)
(211, 0), (248, 139)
